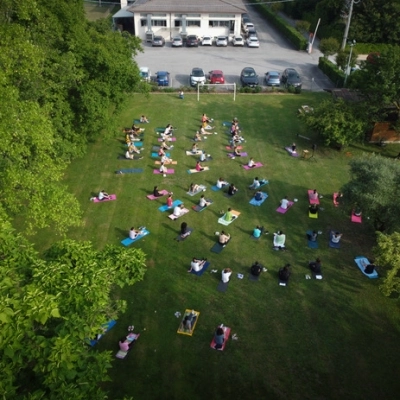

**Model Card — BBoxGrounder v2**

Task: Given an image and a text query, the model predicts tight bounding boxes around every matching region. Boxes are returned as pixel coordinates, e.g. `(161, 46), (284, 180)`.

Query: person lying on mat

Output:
(228, 184), (238, 196)
(159, 162), (168, 174)
(173, 204), (184, 217)
(119, 339), (130, 352)
(307, 230), (318, 242)
(214, 326), (225, 349)
(217, 178), (229, 189)
(98, 190), (110, 201)
(219, 231), (231, 245)
(188, 257), (207, 272)
(331, 231), (342, 243)
(153, 186), (163, 197)
(309, 189), (318, 200)
(195, 161), (204, 172)
(221, 268), (232, 283)
(193, 131), (202, 142)
(253, 225), (263, 238)
(189, 183), (200, 193)
(129, 227), (144, 240)
(279, 264), (291, 282)
(140, 115), (149, 123)
(309, 204), (319, 214)
(224, 208), (236, 222)
(254, 190), (263, 201)
(182, 311), (197, 330)
(251, 261), (262, 276)
(199, 195), (211, 208)
(361, 259), (376, 274)
(248, 158), (256, 168)
(309, 258), (322, 274)
(180, 222), (191, 239)
(280, 196), (290, 209)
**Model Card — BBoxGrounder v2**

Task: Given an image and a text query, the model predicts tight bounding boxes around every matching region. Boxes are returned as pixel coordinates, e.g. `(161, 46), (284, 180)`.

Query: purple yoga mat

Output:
(153, 169), (175, 174)
(158, 137), (176, 142)
(285, 147), (299, 157)
(228, 152), (248, 157)
(146, 190), (169, 200)
(93, 194), (117, 203)
(243, 162), (263, 170)
(276, 201), (294, 213)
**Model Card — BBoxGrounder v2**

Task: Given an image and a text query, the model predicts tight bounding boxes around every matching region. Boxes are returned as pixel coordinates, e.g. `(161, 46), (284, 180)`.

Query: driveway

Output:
(133, 6), (334, 92)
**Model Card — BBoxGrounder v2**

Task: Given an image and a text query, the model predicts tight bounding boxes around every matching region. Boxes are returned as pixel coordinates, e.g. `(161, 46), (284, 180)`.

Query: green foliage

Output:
(299, 98), (366, 147)
(318, 57), (345, 87)
(254, 2), (308, 51)
(295, 20), (311, 33)
(353, 43), (400, 55)
(374, 232), (400, 297)
(319, 37), (340, 57)
(341, 153), (400, 232)
(0, 213), (147, 398)
(335, 48), (358, 71)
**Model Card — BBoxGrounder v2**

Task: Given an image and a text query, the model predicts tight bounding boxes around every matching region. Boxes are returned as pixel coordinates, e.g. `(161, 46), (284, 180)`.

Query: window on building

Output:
(174, 20), (182, 27)
(209, 20), (230, 28)
(187, 20), (200, 27)
(152, 20), (167, 27)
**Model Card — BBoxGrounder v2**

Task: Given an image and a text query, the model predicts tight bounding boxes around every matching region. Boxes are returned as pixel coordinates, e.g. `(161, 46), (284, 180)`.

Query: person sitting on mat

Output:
(199, 195), (211, 208)
(309, 189), (318, 200)
(188, 257), (207, 272)
(291, 142), (297, 153)
(307, 230), (318, 242)
(233, 146), (242, 156)
(191, 143), (199, 153)
(249, 177), (261, 189)
(129, 144), (142, 154)
(189, 183), (200, 193)
(119, 339), (130, 352)
(309, 204), (319, 214)
(125, 150), (135, 160)
(248, 158), (256, 168)
(98, 190), (110, 201)
(217, 177), (229, 189)
(353, 207), (362, 217)
(182, 311), (196, 331)
(232, 133), (244, 146)
(278, 264), (291, 282)
(166, 193), (173, 208)
(253, 225), (263, 238)
(200, 151), (207, 162)
(251, 261), (262, 276)
(280, 196), (290, 209)
(193, 131), (202, 142)
(214, 326), (225, 349)
(224, 208), (235, 222)
(159, 162), (168, 174)
(228, 184), (238, 196)
(158, 147), (167, 157)
(129, 227), (144, 240)
(219, 231), (231, 245)
(163, 124), (173, 136)
(153, 186), (163, 197)
(140, 115), (149, 123)
(331, 231), (342, 243)
(161, 154), (173, 164)
(180, 222), (191, 239)
(221, 268), (232, 283)
(195, 161), (204, 172)
(361, 259), (376, 274)
(254, 190), (263, 201)
(309, 258), (322, 274)
(161, 140), (173, 151)
(173, 204), (184, 217)
(273, 231), (286, 250)
(202, 113), (213, 124)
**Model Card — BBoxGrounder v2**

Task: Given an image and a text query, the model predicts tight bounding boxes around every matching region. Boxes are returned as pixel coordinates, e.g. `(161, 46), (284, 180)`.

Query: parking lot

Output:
(134, 6), (334, 91)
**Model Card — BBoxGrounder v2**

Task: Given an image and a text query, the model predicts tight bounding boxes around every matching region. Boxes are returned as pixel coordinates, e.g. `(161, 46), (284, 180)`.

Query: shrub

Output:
(295, 20), (310, 34)
(320, 37), (340, 57)
(318, 57), (345, 87)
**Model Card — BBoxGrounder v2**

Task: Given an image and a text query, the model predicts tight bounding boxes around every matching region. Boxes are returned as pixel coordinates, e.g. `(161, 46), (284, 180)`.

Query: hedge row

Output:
(318, 57), (345, 88)
(253, 3), (308, 51)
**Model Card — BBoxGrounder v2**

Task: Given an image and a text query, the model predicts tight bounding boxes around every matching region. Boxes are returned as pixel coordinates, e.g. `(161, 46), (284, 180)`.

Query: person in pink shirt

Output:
(119, 340), (129, 352)
(166, 193), (173, 208)
(195, 161), (204, 172)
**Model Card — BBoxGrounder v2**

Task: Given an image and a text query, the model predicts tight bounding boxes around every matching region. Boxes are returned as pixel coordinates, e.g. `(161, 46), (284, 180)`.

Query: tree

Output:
(341, 153), (400, 232)
(335, 47), (358, 71)
(0, 212), (147, 399)
(374, 232), (400, 298)
(298, 98), (366, 147)
(319, 37), (340, 58)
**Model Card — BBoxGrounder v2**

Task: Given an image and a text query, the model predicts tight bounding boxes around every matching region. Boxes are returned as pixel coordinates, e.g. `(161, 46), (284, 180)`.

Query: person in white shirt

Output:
(280, 196), (289, 209)
(129, 227), (144, 240)
(221, 268), (232, 283)
(249, 177), (260, 189)
(248, 158), (256, 168)
(331, 231), (342, 243)
(173, 204), (184, 217)
(98, 190), (110, 201)
(125, 150), (134, 159)
(159, 162), (167, 173)
(216, 178), (228, 189)
(199, 195), (211, 208)
(161, 154), (172, 164)
(187, 258), (207, 272)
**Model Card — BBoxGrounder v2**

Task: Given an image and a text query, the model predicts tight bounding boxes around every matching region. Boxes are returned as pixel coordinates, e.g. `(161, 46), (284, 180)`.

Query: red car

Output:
(209, 70), (225, 84)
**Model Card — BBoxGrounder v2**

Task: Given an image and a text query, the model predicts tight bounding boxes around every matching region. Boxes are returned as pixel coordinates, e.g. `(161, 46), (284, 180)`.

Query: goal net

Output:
(196, 83), (236, 101)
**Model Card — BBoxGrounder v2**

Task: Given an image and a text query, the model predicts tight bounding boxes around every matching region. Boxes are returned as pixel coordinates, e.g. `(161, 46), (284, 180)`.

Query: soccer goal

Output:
(197, 83), (237, 102)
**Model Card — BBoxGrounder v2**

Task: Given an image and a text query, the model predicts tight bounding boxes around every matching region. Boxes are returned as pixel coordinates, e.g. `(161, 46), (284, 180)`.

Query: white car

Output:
(139, 67), (151, 82)
(171, 36), (183, 47)
(202, 36), (213, 46)
(243, 22), (254, 33)
(216, 36), (228, 47)
(247, 37), (260, 48)
(232, 35), (244, 46)
(190, 67), (206, 86)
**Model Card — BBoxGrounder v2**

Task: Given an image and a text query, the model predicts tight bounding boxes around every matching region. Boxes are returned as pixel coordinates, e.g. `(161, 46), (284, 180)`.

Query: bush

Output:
(318, 57), (345, 87)
(320, 37), (340, 57)
(295, 20), (310, 34)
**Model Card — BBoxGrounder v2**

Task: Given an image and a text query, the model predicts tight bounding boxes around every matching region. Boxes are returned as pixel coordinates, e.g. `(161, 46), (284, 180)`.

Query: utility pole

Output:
(341, 0), (361, 50)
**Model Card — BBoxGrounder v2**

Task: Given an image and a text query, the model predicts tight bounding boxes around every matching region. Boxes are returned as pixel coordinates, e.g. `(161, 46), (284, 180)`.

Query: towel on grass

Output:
(186, 150), (202, 155)
(309, 211), (318, 219)
(308, 190), (320, 205)
(115, 333), (140, 359)
(354, 257), (378, 279)
(218, 210), (240, 226)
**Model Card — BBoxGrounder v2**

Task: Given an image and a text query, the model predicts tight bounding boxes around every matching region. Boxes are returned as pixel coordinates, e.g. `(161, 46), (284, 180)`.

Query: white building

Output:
(113, 0), (246, 41)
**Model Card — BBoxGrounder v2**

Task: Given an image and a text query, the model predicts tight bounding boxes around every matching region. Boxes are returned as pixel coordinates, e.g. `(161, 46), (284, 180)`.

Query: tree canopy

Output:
(0, 211), (147, 399)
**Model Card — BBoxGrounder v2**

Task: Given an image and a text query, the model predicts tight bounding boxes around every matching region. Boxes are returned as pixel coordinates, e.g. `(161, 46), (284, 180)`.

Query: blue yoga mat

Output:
(121, 229), (150, 246)
(249, 192), (268, 206)
(116, 168), (143, 174)
(151, 152), (170, 158)
(306, 230), (318, 249)
(125, 142), (143, 147)
(158, 200), (182, 212)
(190, 261), (211, 276)
(354, 257), (379, 279)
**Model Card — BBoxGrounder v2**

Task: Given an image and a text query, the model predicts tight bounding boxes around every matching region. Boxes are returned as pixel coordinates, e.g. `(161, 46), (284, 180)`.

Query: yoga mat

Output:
(155, 127), (165, 133)
(124, 142), (143, 147)
(210, 327), (231, 351)
(186, 150), (202, 155)
(158, 137), (176, 142)
(226, 146), (242, 150)
(175, 228), (193, 242)
(217, 281), (229, 292)
(146, 190), (169, 200)
(354, 257), (379, 279)
(153, 169), (175, 175)
(228, 152), (248, 157)
(218, 211), (240, 226)
(151, 152), (170, 158)
(285, 147), (299, 157)
(329, 231), (341, 249)
(168, 208), (189, 220)
(210, 242), (225, 254)
(158, 200), (182, 212)
(190, 261), (210, 276)
(308, 211), (318, 219)
(187, 167), (210, 174)
(351, 212), (362, 223)
(155, 161), (177, 165)
(306, 230), (319, 249)
(115, 333), (140, 359)
(121, 229), (150, 246)
(276, 201), (294, 214)
(243, 162), (263, 170)
(192, 200), (213, 212)
(177, 310), (200, 336)
(115, 169), (143, 174)
(248, 273), (261, 281)
(249, 192), (268, 206)
(93, 194), (117, 203)
(153, 145), (173, 151)
(308, 190), (320, 205)
(212, 183), (229, 191)
(118, 155), (143, 160)
(186, 185), (206, 196)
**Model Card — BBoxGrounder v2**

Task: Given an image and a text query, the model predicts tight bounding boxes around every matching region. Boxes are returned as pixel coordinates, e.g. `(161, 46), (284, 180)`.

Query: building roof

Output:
(127, 0), (246, 14)
(113, 6), (134, 18)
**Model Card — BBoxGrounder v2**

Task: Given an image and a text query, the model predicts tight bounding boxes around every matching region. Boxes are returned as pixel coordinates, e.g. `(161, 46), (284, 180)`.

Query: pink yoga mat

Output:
(276, 201), (294, 213)
(153, 169), (174, 174)
(228, 152), (247, 157)
(158, 137), (176, 142)
(308, 190), (320, 205)
(93, 194), (117, 203)
(285, 147), (299, 157)
(351, 212), (362, 223)
(225, 146), (242, 150)
(243, 162), (263, 170)
(146, 189), (169, 200)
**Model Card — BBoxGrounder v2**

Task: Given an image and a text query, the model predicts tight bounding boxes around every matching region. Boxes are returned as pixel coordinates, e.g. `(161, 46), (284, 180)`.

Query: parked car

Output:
(139, 67), (151, 83)
(242, 22), (254, 33)
(190, 67), (206, 86)
(152, 36), (165, 47)
(171, 36), (183, 47)
(246, 28), (258, 39)
(265, 71), (281, 86)
(202, 36), (213, 46)
(281, 68), (302, 91)
(247, 37), (260, 48)
(240, 67), (258, 87)
(216, 36), (228, 47)
(232, 35), (244, 46)
(209, 70), (225, 84)
(241, 13), (251, 24)
(186, 35), (199, 47)
(156, 71), (170, 86)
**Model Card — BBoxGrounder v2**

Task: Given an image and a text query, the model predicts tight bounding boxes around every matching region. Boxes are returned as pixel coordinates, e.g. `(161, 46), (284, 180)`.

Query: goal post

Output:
(197, 83), (236, 102)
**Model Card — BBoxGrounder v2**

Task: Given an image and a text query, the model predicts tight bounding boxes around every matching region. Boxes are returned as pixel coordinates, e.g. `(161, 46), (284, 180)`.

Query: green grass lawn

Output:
(35, 93), (400, 400)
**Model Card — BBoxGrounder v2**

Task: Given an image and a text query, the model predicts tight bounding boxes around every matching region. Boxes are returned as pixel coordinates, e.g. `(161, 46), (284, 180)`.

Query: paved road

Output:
(134, 6), (334, 91)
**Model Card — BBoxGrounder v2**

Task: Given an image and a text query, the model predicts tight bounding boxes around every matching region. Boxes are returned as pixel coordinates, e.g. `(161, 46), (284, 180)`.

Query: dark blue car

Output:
(156, 71), (170, 86)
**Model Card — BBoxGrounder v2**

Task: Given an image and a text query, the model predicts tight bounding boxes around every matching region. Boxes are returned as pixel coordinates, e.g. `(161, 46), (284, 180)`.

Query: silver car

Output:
(265, 71), (281, 86)
(202, 36), (213, 46)
(171, 36), (183, 47)
(246, 37), (260, 48)
(216, 36), (228, 47)
(232, 35), (244, 46)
